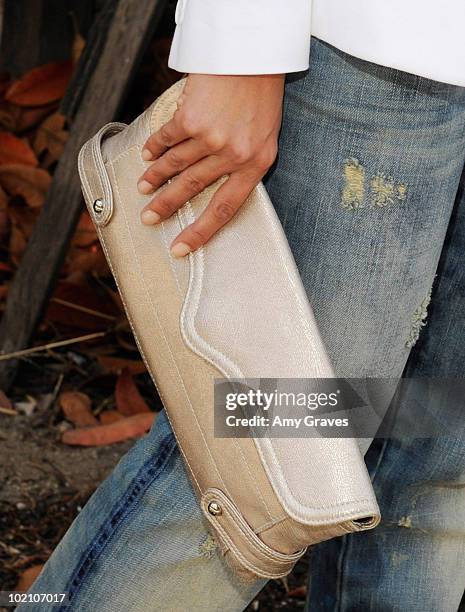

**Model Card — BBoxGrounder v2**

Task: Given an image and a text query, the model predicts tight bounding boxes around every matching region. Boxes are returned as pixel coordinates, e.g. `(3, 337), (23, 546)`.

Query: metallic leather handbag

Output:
(78, 79), (380, 580)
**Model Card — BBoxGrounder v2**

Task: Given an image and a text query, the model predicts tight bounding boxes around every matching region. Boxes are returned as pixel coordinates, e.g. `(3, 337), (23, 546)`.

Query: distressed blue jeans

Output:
(23, 38), (465, 611)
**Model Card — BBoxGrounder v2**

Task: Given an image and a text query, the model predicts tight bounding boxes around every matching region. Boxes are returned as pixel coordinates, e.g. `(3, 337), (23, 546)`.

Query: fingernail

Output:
(141, 148), (153, 161)
(170, 242), (191, 258)
(137, 180), (154, 195)
(141, 210), (161, 225)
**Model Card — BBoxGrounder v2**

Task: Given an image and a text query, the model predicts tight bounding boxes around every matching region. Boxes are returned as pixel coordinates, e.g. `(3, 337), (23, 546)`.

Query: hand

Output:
(137, 73), (285, 257)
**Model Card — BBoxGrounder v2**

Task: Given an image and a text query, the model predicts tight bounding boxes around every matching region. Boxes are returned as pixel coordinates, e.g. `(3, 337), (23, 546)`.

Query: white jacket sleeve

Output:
(168, 0), (312, 75)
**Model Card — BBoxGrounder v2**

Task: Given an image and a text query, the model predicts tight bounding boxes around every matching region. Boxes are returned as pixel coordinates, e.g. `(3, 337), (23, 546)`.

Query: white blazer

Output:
(168, 0), (465, 87)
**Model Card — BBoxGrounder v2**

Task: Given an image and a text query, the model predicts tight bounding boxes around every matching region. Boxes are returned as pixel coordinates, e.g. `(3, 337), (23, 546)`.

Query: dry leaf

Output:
(0, 164), (51, 207)
(33, 113), (68, 160)
(0, 102), (16, 132)
(99, 410), (124, 425)
(0, 101), (56, 133)
(115, 368), (151, 416)
(287, 586), (307, 598)
(5, 61), (73, 107)
(13, 103), (58, 132)
(0, 389), (13, 411)
(0, 132), (38, 166)
(15, 564), (44, 592)
(97, 355), (146, 375)
(59, 391), (98, 427)
(7, 204), (38, 262)
(61, 412), (155, 446)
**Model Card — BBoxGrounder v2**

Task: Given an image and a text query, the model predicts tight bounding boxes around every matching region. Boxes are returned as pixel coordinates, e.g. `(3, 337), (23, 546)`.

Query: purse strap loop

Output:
(78, 122), (127, 227)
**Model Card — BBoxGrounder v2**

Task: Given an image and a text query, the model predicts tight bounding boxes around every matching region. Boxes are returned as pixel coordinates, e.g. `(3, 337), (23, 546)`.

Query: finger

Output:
(140, 156), (229, 225)
(141, 115), (187, 163)
(170, 172), (259, 257)
(137, 139), (208, 195)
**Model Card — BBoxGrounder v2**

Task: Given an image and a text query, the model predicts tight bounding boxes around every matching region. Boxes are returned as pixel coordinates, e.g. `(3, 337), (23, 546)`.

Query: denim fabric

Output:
(23, 37), (465, 611)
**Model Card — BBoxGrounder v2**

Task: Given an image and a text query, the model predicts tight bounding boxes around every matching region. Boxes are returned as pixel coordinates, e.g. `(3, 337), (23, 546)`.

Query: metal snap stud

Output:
(93, 198), (104, 214)
(207, 501), (222, 516)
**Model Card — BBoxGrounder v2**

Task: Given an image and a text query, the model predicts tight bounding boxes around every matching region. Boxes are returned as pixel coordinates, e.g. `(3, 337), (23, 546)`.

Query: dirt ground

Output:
(0, 403), (133, 592)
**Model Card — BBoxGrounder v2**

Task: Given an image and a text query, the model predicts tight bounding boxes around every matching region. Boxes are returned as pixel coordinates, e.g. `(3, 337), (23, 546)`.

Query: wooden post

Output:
(0, 0), (167, 389)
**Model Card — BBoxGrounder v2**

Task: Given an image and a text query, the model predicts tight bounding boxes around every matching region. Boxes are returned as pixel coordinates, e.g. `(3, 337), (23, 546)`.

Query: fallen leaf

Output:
(0, 389), (13, 411)
(97, 355), (146, 375)
(5, 61), (73, 107)
(99, 410), (124, 425)
(0, 101), (56, 133)
(0, 164), (51, 207)
(7, 204), (39, 263)
(61, 412), (155, 446)
(115, 368), (151, 416)
(59, 391), (98, 427)
(0, 132), (38, 166)
(15, 564), (44, 592)
(13, 103), (58, 132)
(33, 113), (68, 160)
(287, 586), (307, 598)
(0, 102), (16, 132)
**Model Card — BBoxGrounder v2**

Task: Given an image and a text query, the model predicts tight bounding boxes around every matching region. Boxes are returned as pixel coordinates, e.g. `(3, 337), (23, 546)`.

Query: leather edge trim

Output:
(201, 488), (305, 579)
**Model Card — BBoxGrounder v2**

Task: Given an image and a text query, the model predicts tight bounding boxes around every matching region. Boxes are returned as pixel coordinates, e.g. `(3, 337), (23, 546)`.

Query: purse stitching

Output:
(160, 219), (184, 297)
